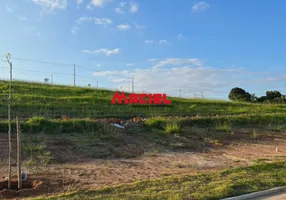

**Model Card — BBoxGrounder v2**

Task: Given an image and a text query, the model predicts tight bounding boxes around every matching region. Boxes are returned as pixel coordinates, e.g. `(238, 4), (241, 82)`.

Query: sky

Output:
(1, 0), (286, 100)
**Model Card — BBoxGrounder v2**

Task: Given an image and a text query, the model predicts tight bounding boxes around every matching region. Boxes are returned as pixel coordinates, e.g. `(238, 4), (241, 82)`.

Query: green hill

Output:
(1, 80), (286, 119)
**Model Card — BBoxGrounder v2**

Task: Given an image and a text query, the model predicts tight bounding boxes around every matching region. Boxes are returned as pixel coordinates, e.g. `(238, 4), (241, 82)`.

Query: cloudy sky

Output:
(1, 0), (286, 99)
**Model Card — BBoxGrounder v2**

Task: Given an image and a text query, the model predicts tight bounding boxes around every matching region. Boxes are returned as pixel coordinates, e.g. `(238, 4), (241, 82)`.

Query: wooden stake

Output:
(16, 116), (22, 189)
(7, 53), (12, 189)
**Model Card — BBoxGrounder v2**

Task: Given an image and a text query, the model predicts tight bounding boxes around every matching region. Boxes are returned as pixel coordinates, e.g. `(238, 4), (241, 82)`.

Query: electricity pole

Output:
(96, 81), (98, 89)
(132, 77), (134, 93)
(179, 89), (182, 98)
(73, 64), (76, 86)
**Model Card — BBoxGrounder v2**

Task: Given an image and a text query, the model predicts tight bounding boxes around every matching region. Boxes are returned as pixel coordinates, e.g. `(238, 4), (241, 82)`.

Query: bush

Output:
(214, 121), (232, 133)
(163, 121), (182, 134)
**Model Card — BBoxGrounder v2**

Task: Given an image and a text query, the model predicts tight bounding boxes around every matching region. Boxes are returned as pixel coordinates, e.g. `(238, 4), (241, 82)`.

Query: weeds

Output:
(36, 161), (286, 200)
(214, 121), (232, 134)
(251, 129), (258, 139)
(267, 123), (286, 132)
(163, 121), (182, 134)
(22, 136), (53, 171)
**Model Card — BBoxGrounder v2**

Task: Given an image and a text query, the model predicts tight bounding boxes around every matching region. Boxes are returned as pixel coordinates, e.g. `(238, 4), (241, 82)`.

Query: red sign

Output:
(111, 92), (172, 105)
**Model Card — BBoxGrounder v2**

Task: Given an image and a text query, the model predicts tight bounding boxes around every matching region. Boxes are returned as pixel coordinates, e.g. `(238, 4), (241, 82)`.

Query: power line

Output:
(0, 66), (100, 83)
(0, 55), (96, 72)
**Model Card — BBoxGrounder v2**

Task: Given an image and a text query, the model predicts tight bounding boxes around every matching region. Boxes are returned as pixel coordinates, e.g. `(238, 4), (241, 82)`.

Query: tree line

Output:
(229, 87), (286, 103)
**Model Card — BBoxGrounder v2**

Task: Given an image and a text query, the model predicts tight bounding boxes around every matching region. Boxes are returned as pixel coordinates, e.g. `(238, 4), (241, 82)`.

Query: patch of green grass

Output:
(214, 121), (232, 134)
(35, 161), (286, 200)
(267, 123), (286, 132)
(163, 121), (182, 134)
(145, 113), (286, 130)
(0, 117), (103, 134)
(22, 136), (53, 171)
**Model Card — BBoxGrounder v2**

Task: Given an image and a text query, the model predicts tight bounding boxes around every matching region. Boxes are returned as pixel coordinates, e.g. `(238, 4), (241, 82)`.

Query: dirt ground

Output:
(1, 126), (286, 199)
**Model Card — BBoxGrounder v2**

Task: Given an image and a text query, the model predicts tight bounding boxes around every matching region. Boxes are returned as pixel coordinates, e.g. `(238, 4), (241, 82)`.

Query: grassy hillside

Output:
(1, 80), (286, 119)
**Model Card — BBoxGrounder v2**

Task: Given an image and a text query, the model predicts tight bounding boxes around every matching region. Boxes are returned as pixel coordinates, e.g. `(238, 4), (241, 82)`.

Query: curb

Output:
(221, 186), (286, 200)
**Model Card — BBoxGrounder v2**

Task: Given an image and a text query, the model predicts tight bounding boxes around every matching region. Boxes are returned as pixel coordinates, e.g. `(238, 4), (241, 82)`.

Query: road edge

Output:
(221, 186), (286, 200)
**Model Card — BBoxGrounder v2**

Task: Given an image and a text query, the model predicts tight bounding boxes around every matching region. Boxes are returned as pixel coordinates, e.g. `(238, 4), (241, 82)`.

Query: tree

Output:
(266, 90), (282, 100)
(250, 93), (258, 102)
(228, 87), (251, 102)
(44, 78), (49, 83)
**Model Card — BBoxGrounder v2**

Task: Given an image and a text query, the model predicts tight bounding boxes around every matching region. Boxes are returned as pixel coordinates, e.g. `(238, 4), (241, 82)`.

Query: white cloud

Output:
(178, 33), (183, 40)
(75, 17), (92, 24)
(89, 0), (112, 8)
(114, 7), (124, 14)
(153, 58), (203, 68)
(148, 58), (158, 62)
(6, 4), (14, 12)
(133, 21), (145, 29)
(158, 40), (168, 44)
(31, 0), (67, 10)
(126, 63), (135, 66)
(77, 0), (83, 4)
(19, 16), (27, 21)
(117, 24), (131, 30)
(82, 48), (120, 56)
(37, 32), (42, 37)
(94, 17), (112, 25)
(129, 1), (138, 13)
(71, 26), (80, 35)
(145, 40), (155, 44)
(145, 40), (169, 44)
(92, 64), (246, 98)
(192, 1), (210, 12)
(119, 2), (126, 7)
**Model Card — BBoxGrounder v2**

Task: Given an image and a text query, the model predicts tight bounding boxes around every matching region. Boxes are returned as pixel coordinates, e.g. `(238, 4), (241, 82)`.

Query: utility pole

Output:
(51, 74), (53, 85)
(73, 64), (76, 87)
(201, 91), (204, 99)
(96, 81), (98, 89)
(132, 77), (134, 93)
(179, 89), (182, 98)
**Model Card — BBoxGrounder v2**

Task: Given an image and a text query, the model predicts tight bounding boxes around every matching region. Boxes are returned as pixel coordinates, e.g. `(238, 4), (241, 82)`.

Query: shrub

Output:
(214, 121), (232, 134)
(164, 121), (182, 134)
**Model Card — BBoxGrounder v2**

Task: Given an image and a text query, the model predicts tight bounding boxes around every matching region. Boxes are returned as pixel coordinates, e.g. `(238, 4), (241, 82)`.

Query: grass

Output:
(22, 136), (53, 171)
(145, 113), (286, 129)
(0, 117), (103, 134)
(214, 121), (232, 134)
(163, 121), (182, 134)
(2, 80), (286, 119)
(34, 161), (286, 200)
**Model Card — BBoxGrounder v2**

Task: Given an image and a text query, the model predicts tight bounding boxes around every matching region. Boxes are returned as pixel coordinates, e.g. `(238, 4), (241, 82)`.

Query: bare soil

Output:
(1, 126), (286, 199)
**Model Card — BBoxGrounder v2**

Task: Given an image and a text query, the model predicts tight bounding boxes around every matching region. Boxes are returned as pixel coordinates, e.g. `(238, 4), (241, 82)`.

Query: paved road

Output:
(251, 191), (286, 200)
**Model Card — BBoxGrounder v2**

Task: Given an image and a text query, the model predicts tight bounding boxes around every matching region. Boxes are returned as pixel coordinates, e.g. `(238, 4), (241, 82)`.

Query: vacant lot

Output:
(1, 116), (286, 199)
(1, 81), (286, 199)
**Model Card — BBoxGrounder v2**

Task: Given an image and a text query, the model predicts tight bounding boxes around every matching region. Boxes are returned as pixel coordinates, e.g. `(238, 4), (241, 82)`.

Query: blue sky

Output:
(1, 0), (286, 99)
